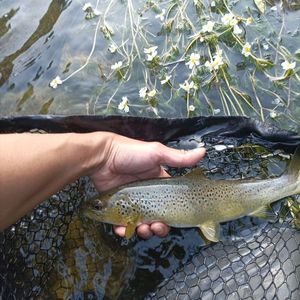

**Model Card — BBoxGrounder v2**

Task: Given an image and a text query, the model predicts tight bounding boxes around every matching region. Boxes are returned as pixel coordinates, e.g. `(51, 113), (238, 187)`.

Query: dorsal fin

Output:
(184, 168), (209, 179)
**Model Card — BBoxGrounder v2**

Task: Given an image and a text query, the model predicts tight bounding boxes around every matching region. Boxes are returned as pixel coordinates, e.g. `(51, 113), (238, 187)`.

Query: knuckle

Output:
(150, 141), (162, 152)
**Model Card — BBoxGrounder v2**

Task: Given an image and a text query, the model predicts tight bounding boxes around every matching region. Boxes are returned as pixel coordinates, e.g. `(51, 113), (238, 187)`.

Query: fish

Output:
(82, 147), (300, 242)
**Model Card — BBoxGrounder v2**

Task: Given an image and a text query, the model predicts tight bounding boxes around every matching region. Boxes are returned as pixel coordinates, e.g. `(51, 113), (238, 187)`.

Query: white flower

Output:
(272, 98), (281, 105)
(200, 36), (204, 42)
(118, 96), (129, 113)
(144, 46), (158, 54)
(161, 75), (172, 85)
(49, 76), (62, 89)
(263, 44), (269, 50)
(233, 24), (242, 35)
(179, 80), (197, 93)
(144, 46), (158, 61)
(204, 61), (212, 71)
(139, 87), (148, 99)
(83, 3), (92, 11)
(213, 108), (221, 114)
(189, 105), (195, 111)
(202, 21), (215, 33)
(246, 17), (253, 25)
(281, 60), (296, 71)
(270, 110), (277, 118)
(215, 48), (223, 57)
(214, 49), (224, 64)
(148, 89), (157, 97)
(108, 44), (118, 53)
(186, 53), (200, 69)
(270, 6), (277, 11)
(204, 49), (224, 71)
(111, 61), (123, 70)
(221, 13), (238, 26)
(211, 1), (216, 7)
(242, 42), (252, 57)
(146, 52), (157, 61)
(139, 87), (156, 99)
(272, 98), (284, 106)
(155, 9), (166, 22)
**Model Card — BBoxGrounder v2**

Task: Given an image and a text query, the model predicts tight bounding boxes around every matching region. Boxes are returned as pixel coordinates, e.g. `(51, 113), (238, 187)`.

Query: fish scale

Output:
(82, 147), (300, 242)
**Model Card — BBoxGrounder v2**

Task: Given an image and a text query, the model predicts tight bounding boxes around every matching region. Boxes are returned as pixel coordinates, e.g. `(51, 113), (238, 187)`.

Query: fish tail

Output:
(286, 146), (300, 193)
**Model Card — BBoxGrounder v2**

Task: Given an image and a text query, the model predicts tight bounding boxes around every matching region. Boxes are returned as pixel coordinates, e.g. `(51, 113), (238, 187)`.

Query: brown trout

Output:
(82, 147), (300, 242)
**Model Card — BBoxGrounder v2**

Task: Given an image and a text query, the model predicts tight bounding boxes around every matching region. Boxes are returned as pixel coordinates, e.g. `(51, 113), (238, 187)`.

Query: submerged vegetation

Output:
(279, 196), (300, 229)
(50, 0), (299, 128)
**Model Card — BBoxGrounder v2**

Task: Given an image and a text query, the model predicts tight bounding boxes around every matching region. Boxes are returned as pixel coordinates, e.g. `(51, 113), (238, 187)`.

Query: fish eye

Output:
(93, 202), (102, 210)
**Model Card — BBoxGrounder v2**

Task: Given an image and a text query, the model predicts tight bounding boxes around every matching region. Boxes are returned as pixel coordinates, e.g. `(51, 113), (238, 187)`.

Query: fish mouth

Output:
(84, 210), (108, 224)
(79, 202), (102, 220)
(81, 208), (94, 219)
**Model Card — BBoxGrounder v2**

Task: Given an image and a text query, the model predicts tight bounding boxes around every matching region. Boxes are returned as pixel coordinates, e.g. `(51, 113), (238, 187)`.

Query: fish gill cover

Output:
(0, 115), (299, 299)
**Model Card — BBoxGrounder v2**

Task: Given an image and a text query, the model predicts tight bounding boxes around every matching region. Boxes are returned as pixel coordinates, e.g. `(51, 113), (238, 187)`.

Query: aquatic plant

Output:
(49, 0), (299, 128)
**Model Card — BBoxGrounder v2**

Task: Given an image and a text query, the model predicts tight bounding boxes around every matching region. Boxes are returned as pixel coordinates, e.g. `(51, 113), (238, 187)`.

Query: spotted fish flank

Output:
(82, 147), (300, 242)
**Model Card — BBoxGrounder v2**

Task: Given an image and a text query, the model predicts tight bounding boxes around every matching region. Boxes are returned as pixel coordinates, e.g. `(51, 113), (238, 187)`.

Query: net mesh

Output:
(0, 125), (299, 299)
(150, 222), (300, 300)
(0, 179), (87, 299)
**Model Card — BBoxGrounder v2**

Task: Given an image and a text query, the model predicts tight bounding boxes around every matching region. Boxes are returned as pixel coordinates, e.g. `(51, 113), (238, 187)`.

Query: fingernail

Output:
(192, 147), (206, 153)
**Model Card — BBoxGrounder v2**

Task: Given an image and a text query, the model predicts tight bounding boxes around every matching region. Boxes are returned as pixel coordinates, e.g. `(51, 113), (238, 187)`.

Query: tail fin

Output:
(287, 146), (300, 192)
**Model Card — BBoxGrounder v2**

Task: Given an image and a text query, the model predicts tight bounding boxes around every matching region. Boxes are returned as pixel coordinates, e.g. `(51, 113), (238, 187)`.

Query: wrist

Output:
(73, 131), (114, 176)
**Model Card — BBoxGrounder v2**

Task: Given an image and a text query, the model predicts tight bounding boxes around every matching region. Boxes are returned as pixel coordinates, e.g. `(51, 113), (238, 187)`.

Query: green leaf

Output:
(254, 0), (266, 13)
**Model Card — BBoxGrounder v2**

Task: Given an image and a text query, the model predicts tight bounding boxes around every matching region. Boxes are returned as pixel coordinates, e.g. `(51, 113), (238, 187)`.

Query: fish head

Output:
(82, 190), (139, 226)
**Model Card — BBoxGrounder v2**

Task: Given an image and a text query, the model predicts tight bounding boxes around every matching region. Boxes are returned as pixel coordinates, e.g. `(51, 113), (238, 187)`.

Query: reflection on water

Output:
(45, 215), (134, 299)
(0, 7), (19, 39)
(0, 1), (70, 87)
(0, 0), (299, 131)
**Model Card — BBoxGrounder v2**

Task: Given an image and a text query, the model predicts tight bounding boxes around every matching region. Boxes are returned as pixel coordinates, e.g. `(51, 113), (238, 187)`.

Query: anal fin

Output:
(249, 205), (277, 220)
(199, 222), (220, 243)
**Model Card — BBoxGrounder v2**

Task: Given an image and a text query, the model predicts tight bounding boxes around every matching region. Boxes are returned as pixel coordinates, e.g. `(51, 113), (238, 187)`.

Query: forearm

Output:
(0, 132), (111, 230)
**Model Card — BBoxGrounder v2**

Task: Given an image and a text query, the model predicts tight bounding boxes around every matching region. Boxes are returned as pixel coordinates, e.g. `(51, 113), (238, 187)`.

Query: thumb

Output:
(158, 145), (206, 168)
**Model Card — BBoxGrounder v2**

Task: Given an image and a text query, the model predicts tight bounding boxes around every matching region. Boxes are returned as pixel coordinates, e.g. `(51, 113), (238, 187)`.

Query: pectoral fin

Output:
(249, 205), (277, 220)
(199, 222), (220, 242)
(125, 222), (137, 239)
(124, 212), (140, 239)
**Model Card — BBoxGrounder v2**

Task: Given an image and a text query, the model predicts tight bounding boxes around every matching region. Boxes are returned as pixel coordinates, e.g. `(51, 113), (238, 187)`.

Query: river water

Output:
(0, 0), (299, 131)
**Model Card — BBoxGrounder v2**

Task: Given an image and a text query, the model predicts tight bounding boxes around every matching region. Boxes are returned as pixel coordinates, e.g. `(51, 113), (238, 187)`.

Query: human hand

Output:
(90, 133), (206, 239)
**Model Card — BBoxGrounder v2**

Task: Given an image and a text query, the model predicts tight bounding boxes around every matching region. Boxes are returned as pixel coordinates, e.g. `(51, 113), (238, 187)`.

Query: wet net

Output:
(0, 116), (299, 299)
(150, 222), (300, 300)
